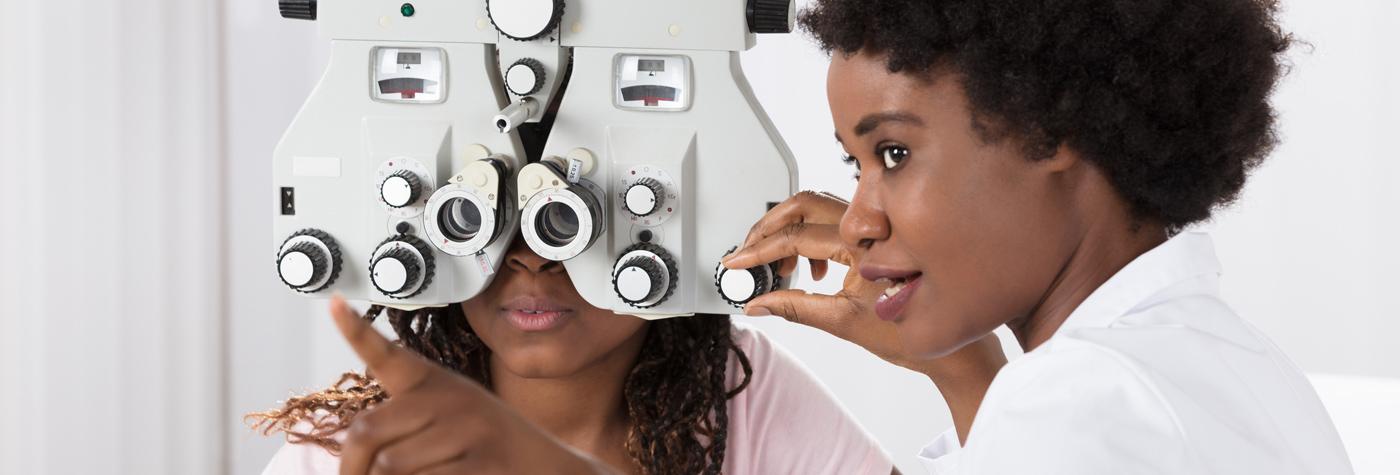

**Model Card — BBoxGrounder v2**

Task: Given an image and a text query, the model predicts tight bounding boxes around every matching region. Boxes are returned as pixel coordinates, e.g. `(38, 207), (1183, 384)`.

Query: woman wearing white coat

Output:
(722, 0), (1354, 473)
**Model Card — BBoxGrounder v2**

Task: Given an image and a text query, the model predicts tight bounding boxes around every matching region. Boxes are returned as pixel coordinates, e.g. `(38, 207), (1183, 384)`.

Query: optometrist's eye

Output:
(880, 145), (910, 169)
(841, 153), (862, 180)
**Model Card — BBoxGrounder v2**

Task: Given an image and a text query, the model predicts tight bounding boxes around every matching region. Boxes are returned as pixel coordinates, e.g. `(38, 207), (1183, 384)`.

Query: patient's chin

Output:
(493, 346), (594, 379)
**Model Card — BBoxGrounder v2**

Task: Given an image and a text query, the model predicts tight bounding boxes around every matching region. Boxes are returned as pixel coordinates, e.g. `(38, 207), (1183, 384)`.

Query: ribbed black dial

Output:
(278, 0), (316, 20)
(747, 0), (793, 34)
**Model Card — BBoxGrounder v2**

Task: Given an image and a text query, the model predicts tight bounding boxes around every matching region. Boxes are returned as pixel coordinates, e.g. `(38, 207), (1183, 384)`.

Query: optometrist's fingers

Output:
(810, 258), (831, 281)
(743, 289), (859, 334)
(738, 191), (850, 251)
(724, 222), (852, 271)
(364, 422), (470, 475)
(742, 288), (914, 370)
(329, 295), (434, 396)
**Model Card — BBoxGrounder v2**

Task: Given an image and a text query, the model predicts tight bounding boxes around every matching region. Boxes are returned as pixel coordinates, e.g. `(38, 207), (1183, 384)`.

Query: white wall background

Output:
(0, 0), (227, 473)
(1, 0), (1395, 474)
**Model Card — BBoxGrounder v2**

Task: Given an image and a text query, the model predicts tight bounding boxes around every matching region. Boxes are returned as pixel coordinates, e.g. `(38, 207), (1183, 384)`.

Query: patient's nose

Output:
(506, 240), (564, 274)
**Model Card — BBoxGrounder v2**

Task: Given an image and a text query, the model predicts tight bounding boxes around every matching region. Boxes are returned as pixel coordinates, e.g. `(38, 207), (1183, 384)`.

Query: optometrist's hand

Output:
(328, 296), (615, 475)
(721, 191), (1005, 382)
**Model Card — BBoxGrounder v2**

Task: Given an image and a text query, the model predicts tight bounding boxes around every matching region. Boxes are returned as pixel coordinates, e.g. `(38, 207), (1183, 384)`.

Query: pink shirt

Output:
(262, 324), (892, 475)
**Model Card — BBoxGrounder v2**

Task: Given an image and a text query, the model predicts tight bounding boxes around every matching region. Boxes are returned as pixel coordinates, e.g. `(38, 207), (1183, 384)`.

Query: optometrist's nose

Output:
(840, 185), (890, 251)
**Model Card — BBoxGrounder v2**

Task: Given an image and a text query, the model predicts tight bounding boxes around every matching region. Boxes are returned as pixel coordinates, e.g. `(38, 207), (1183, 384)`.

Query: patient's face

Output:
(461, 239), (648, 378)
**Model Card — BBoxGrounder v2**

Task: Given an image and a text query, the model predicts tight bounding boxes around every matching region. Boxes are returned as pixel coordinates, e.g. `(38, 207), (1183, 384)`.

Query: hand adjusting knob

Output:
(381, 170), (422, 208)
(370, 235), (435, 299)
(278, 0), (316, 20)
(624, 178), (665, 217)
(715, 246), (780, 307)
(276, 229), (341, 293)
(612, 243), (678, 309)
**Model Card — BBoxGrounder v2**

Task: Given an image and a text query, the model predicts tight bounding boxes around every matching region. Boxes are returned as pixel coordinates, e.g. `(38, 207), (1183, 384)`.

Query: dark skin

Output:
(462, 240), (647, 472)
(330, 240), (644, 475)
(724, 50), (1168, 442)
(328, 294), (614, 475)
(330, 241), (903, 474)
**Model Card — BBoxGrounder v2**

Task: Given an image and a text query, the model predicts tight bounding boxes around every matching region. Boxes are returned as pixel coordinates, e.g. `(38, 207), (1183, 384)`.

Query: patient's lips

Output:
(501, 295), (574, 332)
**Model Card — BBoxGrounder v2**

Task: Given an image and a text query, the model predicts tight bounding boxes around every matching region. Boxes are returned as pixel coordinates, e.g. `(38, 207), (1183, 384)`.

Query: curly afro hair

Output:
(800, 0), (1293, 228)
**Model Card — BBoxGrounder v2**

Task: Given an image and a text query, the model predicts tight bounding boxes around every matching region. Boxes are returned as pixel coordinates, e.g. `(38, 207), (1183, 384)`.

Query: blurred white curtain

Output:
(0, 0), (227, 473)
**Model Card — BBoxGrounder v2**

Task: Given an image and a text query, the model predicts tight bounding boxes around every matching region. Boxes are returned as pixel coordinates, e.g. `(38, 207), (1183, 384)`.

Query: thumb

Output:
(328, 295), (434, 395)
(744, 289), (857, 336)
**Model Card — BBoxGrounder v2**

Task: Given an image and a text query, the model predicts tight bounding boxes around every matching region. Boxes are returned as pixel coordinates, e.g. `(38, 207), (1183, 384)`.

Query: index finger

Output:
(741, 191), (849, 249)
(329, 295), (433, 395)
(724, 222), (852, 271)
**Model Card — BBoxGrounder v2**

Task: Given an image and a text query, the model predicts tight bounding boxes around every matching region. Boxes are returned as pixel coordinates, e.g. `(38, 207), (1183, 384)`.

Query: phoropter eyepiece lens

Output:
(536, 201), (581, 247)
(440, 197), (484, 242)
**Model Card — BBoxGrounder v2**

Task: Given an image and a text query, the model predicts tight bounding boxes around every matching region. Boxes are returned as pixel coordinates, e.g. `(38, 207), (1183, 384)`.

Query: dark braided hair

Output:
(250, 304), (752, 474)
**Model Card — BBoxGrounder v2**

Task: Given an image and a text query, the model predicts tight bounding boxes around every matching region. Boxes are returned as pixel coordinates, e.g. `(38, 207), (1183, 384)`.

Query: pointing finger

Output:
(329, 295), (433, 396)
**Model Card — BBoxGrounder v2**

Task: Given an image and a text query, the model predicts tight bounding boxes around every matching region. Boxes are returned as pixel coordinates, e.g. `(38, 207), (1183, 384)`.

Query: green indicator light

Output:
(400, 3), (415, 17)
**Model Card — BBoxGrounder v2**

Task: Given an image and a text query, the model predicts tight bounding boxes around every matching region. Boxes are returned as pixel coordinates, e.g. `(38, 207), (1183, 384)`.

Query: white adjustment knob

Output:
(719, 267), (759, 303)
(616, 261), (661, 303)
(487, 0), (564, 41)
(372, 253), (413, 293)
(381, 171), (421, 208)
(506, 58), (545, 96)
(715, 247), (776, 307)
(624, 178), (664, 217)
(369, 235), (435, 299)
(276, 229), (341, 294)
(279, 249), (318, 287)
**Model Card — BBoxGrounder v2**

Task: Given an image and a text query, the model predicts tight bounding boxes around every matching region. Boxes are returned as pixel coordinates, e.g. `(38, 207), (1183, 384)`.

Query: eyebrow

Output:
(834, 111), (925, 143)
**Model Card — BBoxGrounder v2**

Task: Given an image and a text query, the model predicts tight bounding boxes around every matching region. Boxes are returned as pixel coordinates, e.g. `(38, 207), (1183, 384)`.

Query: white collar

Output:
(1055, 231), (1223, 334)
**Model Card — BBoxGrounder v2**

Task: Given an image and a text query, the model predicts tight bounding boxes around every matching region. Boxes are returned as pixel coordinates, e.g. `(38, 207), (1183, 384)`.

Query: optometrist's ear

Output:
(1040, 144), (1083, 173)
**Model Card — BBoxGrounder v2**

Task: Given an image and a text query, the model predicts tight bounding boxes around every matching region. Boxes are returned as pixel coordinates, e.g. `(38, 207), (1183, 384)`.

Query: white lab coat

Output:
(918, 232), (1354, 474)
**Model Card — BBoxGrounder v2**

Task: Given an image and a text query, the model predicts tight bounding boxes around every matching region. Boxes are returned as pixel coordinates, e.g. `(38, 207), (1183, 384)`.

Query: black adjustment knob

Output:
(381, 170), (422, 208)
(487, 0), (566, 41)
(747, 0), (793, 34)
(612, 243), (679, 309)
(276, 228), (342, 293)
(370, 235), (436, 299)
(279, 0), (317, 20)
(505, 58), (547, 96)
(623, 178), (665, 217)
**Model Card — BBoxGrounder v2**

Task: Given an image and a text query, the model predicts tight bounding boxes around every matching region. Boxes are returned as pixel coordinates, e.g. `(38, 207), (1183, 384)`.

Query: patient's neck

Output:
(489, 326), (649, 454)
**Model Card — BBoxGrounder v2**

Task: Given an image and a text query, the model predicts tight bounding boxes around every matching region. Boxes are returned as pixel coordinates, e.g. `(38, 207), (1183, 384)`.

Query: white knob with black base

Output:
(487, 0), (565, 41)
(276, 229), (341, 293)
(623, 178), (665, 218)
(505, 58), (546, 96)
(370, 235), (435, 299)
(715, 247), (780, 307)
(380, 170), (422, 209)
(612, 243), (678, 309)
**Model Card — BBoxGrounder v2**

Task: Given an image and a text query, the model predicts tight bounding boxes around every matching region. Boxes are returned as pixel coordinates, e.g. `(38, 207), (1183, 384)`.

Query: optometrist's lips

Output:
(861, 266), (924, 322)
(501, 295), (574, 332)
